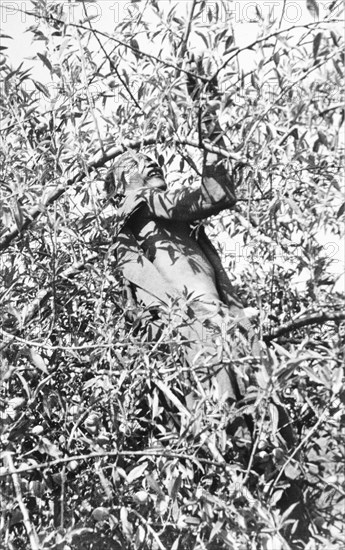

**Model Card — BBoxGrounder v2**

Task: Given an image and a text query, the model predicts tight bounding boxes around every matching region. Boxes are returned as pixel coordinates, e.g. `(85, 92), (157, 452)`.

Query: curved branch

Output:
(19, 8), (209, 83)
(0, 449), (226, 479)
(0, 135), (156, 252)
(0, 136), (241, 252)
(264, 311), (345, 343)
(319, 103), (345, 116)
(210, 19), (344, 81)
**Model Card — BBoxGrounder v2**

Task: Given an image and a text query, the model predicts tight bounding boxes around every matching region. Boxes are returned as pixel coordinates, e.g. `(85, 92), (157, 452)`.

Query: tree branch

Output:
(264, 311), (345, 343)
(0, 136), (241, 252)
(20, 8), (208, 84)
(210, 19), (343, 81)
(177, 0), (198, 61)
(3, 453), (40, 550)
(319, 103), (345, 116)
(0, 136), (156, 252)
(0, 449), (227, 479)
(21, 253), (98, 327)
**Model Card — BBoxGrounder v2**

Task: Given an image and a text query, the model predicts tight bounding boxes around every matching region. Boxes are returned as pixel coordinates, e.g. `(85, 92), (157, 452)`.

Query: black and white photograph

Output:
(0, 1), (344, 548)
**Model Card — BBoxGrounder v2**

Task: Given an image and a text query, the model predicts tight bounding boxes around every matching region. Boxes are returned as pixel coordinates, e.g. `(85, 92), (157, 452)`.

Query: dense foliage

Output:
(0, 1), (344, 549)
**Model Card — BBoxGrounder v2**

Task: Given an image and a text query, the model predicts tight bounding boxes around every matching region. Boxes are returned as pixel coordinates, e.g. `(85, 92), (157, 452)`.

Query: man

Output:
(103, 65), (308, 545)
(104, 126), (259, 410)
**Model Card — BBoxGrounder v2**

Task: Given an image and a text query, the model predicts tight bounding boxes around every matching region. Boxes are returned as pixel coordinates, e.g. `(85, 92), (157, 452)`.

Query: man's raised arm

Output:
(137, 54), (240, 222)
(136, 148), (236, 222)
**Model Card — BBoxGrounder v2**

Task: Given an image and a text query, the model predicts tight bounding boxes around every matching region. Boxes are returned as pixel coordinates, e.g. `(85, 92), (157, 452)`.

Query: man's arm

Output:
(136, 135), (236, 222)
(135, 170), (235, 222)
(134, 55), (238, 222)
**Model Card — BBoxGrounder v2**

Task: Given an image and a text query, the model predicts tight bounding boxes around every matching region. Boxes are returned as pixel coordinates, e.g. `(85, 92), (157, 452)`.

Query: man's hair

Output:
(104, 150), (154, 204)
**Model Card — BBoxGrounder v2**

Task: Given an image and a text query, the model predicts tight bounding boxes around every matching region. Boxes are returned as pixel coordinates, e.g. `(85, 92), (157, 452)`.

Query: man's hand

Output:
(185, 53), (223, 144)
(185, 53), (243, 197)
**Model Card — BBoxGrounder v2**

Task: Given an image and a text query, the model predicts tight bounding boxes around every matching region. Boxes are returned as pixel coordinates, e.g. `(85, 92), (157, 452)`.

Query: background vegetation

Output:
(0, 1), (344, 548)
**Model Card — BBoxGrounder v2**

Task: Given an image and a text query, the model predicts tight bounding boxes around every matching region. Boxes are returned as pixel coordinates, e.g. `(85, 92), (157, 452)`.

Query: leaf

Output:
(29, 349), (48, 374)
(332, 367), (343, 395)
(318, 130), (328, 146)
(170, 474), (182, 501)
(194, 30), (209, 48)
(12, 202), (23, 231)
(273, 52), (280, 65)
(151, 389), (161, 419)
(120, 506), (133, 539)
(92, 507), (110, 522)
(127, 461), (148, 483)
(284, 463), (300, 480)
(224, 35), (234, 53)
(306, 0), (319, 17)
(146, 474), (165, 498)
(337, 202), (345, 219)
(37, 53), (53, 72)
(33, 80), (50, 98)
(39, 437), (62, 458)
(154, 380), (190, 417)
(7, 397), (26, 410)
(184, 516), (200, 525)
(130, 38), (140, 58)
(269, 403), (280, 437)
(313, 33), (322, 59)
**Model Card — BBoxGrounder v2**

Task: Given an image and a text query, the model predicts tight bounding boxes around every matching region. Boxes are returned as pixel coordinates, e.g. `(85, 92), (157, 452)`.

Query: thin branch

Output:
(270, 407), (330, 492)
(0, 449), (227, 479)
(19, 8), (208, 84)
(131, 510), (167, 550)
(242, 46), (343, 148)
(0, 136), (155, 252)
(3, 453), (40, 550)
(177, 0), (198, 61)
(264, 311), (345, 343)
(210, 19), (343, 81)
(243, 390), (270, 485)
(80, 1), (144, 114)
(0, 135), (242, 252)
(319, 103), (345, 116)
(75, 22), (106, 156)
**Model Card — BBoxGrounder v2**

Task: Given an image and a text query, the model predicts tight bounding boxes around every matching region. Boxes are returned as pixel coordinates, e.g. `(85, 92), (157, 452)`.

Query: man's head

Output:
(105, 150), (166, 204)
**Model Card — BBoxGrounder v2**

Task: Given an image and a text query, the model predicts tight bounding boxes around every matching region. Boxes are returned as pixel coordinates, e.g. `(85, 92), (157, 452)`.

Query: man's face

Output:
(128, 157), (167, 191)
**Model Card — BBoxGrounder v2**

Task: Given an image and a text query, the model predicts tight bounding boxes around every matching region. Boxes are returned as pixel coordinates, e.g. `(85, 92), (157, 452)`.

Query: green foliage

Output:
(0, 1), (344, 549)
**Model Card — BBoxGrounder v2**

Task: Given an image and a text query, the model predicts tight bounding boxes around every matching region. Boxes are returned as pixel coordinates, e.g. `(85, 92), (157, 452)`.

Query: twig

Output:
(80, 0), (144, 114)
(19, 8), (209, 84)
(242, 46), (343, 148)
(243, 390), (270, 485)
(178, 137), (244, 161)
(0, 136), (156, 252)
(0, 135), (242, 253)
(177, 0), (198, 61)
(264, 311), (345, 343)
(0, 328), (132, 351)
(319, 103), (345, 116)
(131, 509), (167, 550)
(210, 20), (343, 80)
(269, 408), (330, 493)
(0, 449), (227, 479)
(3, 453), (40, 550)
(76, 21), (105, 156)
